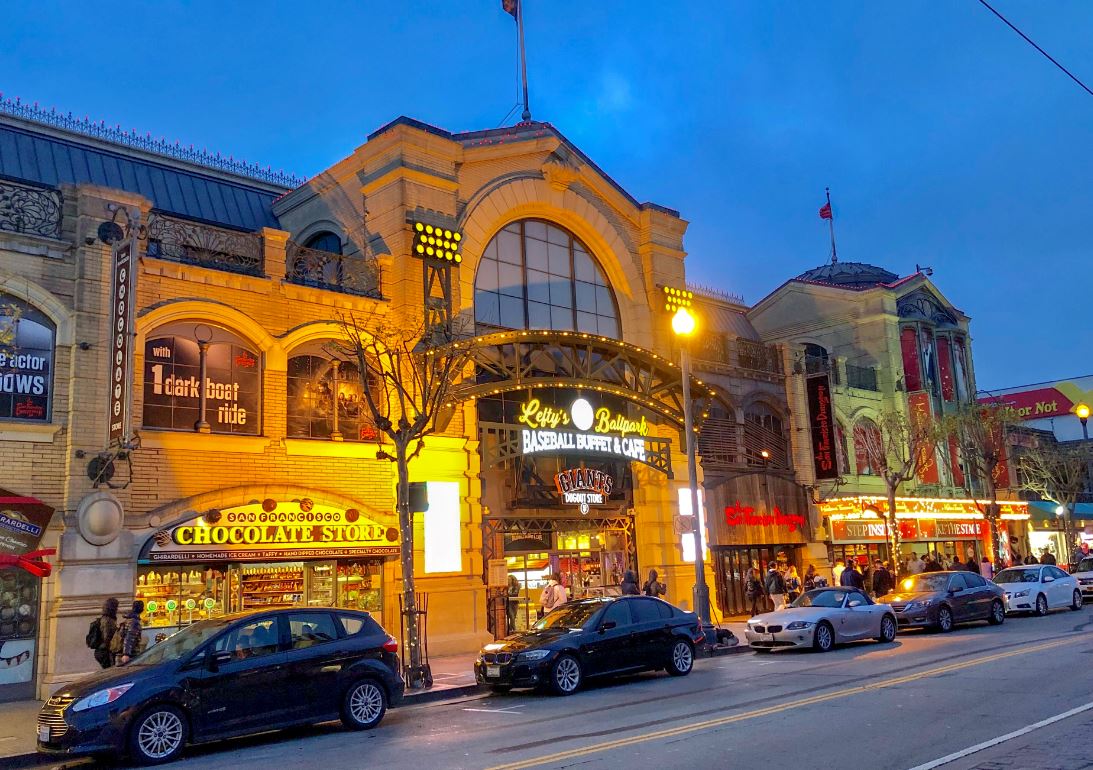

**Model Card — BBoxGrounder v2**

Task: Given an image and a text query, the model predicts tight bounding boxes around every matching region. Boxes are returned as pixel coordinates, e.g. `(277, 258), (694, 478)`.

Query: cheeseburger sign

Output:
(518, 397), (649, 463)
(140, 500), (399, 563)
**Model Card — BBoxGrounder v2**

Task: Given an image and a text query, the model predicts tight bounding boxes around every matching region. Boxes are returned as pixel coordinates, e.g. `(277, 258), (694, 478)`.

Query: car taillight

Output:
(383, 636), (398, 653)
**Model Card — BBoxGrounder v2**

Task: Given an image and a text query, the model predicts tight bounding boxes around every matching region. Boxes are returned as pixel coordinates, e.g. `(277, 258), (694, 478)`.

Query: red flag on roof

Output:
(819, 202), (832, 220)
(502, 0), (518, 19)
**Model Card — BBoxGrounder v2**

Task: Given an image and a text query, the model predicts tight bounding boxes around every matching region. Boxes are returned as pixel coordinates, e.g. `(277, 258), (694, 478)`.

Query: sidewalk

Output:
(0, 634), (752, 763)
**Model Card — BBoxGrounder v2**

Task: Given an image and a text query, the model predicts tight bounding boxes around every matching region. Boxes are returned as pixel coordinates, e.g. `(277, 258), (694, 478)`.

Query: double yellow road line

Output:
(487, 636), (1077, 770)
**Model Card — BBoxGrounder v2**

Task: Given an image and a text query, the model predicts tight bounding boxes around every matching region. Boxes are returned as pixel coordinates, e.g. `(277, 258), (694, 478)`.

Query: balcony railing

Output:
(0, 179), (63, 239)
(845, 363), (879, 391)
(694, 334), (784, 377)
(146, 213), (263, 276)
(286, 242), (382, 299)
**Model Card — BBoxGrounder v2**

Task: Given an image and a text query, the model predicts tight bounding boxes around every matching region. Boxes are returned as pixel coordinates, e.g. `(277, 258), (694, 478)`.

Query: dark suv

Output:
(884, 571), (1006, 632)
(38, 608), (403, 764)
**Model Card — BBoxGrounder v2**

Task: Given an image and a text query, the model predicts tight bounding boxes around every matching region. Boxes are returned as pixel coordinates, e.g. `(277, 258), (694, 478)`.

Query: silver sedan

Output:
(745, 588), (897, 652)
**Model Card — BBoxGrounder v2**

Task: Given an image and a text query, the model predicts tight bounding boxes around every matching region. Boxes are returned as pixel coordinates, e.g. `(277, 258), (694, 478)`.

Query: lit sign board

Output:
(140, 500), (399, 563)
(518, 397), (650, 462)
(554, 468), (613, 513)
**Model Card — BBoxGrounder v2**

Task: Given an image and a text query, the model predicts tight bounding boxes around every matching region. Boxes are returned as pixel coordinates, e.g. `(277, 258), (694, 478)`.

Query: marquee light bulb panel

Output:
(661, 285), (693, 313)
(413, 222), (462, 264)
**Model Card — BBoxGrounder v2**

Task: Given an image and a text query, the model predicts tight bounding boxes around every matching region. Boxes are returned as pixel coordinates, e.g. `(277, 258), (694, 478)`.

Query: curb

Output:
(402, 683), (485, 706)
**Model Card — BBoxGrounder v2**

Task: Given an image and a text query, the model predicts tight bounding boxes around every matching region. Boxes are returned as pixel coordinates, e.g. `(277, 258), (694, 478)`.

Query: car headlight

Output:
(1013, 589), (1030, 598)
(785, 621), (814, 630)
(905, 599), (933, 611)
(71, 683), (134, 712)
(517, 649), (551, 662)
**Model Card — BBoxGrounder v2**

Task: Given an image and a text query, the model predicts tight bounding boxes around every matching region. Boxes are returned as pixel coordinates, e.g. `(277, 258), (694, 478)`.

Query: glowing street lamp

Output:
(670, 303), (713, 637)
(1075, 403), (1090, 440)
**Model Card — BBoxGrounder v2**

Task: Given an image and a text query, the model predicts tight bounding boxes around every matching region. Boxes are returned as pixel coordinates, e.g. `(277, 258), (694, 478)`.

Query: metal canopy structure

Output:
(448, 329), (728, 429)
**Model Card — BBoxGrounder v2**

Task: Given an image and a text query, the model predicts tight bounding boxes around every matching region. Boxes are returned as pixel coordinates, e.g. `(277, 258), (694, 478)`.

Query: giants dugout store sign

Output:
(143, 336), (261, 434)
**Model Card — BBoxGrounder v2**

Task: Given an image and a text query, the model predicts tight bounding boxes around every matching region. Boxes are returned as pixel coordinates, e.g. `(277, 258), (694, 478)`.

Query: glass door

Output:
(305, 561), (336, 607)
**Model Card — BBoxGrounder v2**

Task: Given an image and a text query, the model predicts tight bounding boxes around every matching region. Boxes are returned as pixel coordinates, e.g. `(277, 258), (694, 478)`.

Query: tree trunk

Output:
(396, 440), (422, 680)
(984, 472), (1002, 567)
(886, 481), (901, 579)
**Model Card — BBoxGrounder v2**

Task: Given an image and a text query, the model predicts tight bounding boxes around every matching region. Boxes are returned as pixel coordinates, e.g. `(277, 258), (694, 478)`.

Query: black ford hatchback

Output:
(474, 596), (703, 695)
(38, 608), (404, 764)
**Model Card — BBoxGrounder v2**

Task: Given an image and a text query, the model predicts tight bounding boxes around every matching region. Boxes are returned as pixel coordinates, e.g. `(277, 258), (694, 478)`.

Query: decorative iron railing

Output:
(286, 243), (382, 299)
(145, 213), (263, 276)
(1, 96), (304, 188)
(845, 363), (879, 391)
(693, 334), (784, 377)
(0, 179), (63, 238)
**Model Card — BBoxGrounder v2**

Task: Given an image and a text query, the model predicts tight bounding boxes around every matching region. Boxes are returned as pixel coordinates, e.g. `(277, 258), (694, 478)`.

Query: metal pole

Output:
(1081, 418), (1089, 441)
(825, 187), (838, 265)
(680, 343), (713, 636)
(517, 0), (530, 121)
(330, 360), (342, 441)
(195, 340), (211, 433)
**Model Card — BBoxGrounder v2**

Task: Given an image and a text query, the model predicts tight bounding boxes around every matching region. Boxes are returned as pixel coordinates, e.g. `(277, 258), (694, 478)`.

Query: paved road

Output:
(21, 606), (1093, 770)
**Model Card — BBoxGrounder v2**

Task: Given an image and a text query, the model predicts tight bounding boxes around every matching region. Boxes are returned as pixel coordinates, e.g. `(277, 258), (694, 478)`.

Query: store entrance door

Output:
(714, 546), (801, 618)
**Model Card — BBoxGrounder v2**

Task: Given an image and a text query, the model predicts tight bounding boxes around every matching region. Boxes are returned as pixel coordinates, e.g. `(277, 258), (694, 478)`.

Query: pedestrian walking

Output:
(539, 572), (568, 617)
(765, 563), (787, 610)
(979, 557), (994, 580)
(506, 575), (521, 633)
(110, 600), (145, 666)
(85, 598), (119, 669)
(744, 568), (764, 616)
(840, 560), (864, 589)
(803, 564), (818, 592)
(1040, 550), (1057, 565)
(620, 570), (640, 596)
(785, 566), (802, 603)
(871, 560), (894, 597)
(832, 558), (846, 587)
(923, 554), (942, 572)
(965, 555), (979, 573)
(907, 552), (925, 575)
(642, 569), (666, 598)
(1024, 553), (1039, 565)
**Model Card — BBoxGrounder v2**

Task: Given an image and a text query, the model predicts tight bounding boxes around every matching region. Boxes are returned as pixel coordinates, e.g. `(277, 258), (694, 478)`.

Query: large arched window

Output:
(286, 347), (378, 442)
(474, 220), (619, 337)
(0, 296), (55, 422)
(304, 231), (342, 254)
(852, 418), (882, 476)
(744, 402), (787, 467)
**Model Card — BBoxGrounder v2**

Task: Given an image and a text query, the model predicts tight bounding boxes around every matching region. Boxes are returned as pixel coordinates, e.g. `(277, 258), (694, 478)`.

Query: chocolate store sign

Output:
(140, 500), (399, 563)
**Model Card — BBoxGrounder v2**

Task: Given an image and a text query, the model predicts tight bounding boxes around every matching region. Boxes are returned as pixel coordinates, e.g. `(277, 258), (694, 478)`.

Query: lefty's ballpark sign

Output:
(517, 397), (650, 463)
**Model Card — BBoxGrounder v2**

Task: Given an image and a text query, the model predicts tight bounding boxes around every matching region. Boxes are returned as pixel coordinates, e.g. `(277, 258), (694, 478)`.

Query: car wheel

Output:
(936, 606), (954, 633)
(987, 600), (1005, 625)
(813, 621), (834, 652)
(666, 639), (694, 676)
(127, 705), (187, 765)
(549, 654), (582, 695)
(490, 685), (513, 694)
(1035, 594), (1049, 617)
(1072, 591), (1083, 611)
(876, 614), (897, 643)
(341, 679), (387, 730)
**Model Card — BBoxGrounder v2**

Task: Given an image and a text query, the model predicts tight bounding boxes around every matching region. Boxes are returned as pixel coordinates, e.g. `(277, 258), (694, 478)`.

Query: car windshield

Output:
(898, 574), (951, 593)
(994, 568), (1041, 584)
(792, 589), (848, 608)
(532, 602), (604, 631)
(130, 617), (233, 666)
(1077, 558), (1093, 573)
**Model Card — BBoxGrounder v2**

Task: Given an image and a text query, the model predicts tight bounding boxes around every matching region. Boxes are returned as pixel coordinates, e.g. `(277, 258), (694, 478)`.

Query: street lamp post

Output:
(671, 307), (714, 641)
(1076, 403), (1089, 441)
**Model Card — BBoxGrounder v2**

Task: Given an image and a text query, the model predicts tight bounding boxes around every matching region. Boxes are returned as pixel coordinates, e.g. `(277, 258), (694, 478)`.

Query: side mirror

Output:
(948, 587), (961, 595)
(598, 621), (617, 633)
(207, 650), (233, 671)
(848, 600), (862, 608)
(1043, 576), (1055, 583)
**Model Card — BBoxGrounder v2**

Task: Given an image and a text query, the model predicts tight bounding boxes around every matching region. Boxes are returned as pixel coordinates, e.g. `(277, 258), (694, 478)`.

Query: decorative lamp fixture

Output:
(413, 222), (462, 264)
(661, 285), (693, 314)
(671, 307), (696, 337)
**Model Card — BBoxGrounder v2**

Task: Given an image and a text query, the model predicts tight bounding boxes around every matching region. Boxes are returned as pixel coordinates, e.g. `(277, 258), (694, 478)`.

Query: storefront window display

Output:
(0, 296), (54, 423)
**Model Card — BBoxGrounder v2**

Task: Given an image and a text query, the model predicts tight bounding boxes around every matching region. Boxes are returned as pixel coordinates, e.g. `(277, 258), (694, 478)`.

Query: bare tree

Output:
(853, 409), (941, 577)
(938, 402), (1019, 564)
(336, 312), (474, 686)
(1017, 439), (1092, 566)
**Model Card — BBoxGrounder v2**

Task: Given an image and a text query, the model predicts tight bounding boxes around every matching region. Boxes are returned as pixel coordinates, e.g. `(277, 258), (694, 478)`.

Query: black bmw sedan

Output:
(474, 596), (703, 695)
(37, 608), (404, 764)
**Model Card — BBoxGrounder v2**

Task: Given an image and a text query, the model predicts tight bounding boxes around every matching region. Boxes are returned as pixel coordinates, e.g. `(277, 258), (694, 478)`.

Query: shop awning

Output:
(1028, 501), (1093, 522)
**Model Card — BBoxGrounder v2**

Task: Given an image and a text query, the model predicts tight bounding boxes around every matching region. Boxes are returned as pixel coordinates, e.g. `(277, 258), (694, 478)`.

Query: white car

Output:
(745, 587), (897, 652)
(1074, 556), (1093, 602)
(993, 564), (1083, 615)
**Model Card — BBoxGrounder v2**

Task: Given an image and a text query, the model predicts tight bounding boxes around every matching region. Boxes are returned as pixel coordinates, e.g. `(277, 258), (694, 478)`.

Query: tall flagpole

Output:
(826, 187), (838, 265)
(518, 0), (531, 121)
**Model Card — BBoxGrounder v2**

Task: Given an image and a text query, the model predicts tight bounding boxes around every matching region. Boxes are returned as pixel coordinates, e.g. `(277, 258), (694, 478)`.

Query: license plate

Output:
(486, 665), (501, 678)
(38, 725), (50, 743)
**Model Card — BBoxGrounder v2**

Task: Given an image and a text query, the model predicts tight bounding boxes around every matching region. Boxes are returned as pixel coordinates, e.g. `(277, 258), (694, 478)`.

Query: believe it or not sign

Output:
(554, 468), (614, 514)
(143, 336), (261, 435)
(140, 500), (399, 563)
(805, 374), (838, 480)
(518, 397), (649, 464)
(979, 386), (1079, 422)
(108, 241), (135, 444)
(0, 491), (53, 558)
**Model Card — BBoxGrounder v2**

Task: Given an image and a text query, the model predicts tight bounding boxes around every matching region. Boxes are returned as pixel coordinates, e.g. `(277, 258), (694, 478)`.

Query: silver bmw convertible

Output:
(745, 587), (897, 652)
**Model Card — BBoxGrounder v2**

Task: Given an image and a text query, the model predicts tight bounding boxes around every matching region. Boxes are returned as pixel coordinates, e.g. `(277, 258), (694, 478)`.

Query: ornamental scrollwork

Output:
(146, 213), (263, 276)
(286, 243), (382, 299)
(0, 180), (63, 238)
(897, 290), (958, 326)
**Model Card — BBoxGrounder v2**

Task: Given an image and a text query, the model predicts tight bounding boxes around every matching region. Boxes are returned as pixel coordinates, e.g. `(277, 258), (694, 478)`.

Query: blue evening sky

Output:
(2, 1), (1090, 389)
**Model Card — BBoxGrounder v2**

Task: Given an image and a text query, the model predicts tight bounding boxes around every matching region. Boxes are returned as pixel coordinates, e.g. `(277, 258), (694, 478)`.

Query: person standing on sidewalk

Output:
(744, 568), (764, 616)
(620, 570), (640, 596)
(87, 598), (118, 669)
(538, 573), (568, 618)
(642, 569), (666, 598)
(111, 601), (145, 666)
(765, 563), (787, 611)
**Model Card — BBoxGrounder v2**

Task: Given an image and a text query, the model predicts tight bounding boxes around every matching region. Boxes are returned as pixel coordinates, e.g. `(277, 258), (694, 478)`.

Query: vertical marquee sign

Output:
(806, 373), (839, 480)
(108, 238), (136, 445)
